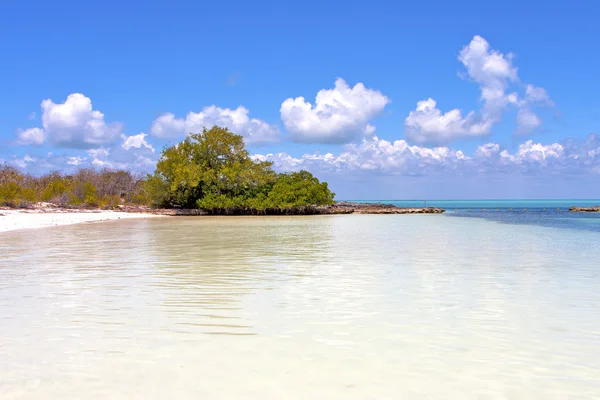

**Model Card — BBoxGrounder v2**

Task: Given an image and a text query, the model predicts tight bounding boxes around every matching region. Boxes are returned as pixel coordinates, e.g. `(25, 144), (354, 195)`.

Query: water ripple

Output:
(1, 216), (600, 398)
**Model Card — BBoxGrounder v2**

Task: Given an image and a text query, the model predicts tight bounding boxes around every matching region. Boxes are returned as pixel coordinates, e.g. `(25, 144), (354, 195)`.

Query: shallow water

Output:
(1, 215), (599, 399)
(355, 199), (600, 233)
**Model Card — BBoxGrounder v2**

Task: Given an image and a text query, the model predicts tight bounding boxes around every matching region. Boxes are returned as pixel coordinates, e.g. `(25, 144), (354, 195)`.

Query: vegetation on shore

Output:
(0, 164), (147, 208)
(1, 126), (335, 213)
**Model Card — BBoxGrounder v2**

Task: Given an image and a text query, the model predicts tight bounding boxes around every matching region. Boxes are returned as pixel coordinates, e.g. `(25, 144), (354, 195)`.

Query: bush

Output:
(41, 179), (70, 202)
(148, 125), (334, 210)
(0, 182), (22, 206)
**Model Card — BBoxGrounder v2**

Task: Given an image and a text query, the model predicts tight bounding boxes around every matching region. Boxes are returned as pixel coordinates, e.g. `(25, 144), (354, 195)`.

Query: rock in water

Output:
(569, 206), (600, 212)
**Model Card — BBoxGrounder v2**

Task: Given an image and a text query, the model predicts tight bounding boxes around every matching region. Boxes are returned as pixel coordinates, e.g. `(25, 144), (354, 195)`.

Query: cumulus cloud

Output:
(6, 152), (91, 175)
(405, 36), (553, 144)
(254, 135), (600, 177)
(121, 133), (154, 152)
(513, 140), (564, 163)
(17, 127), (46, 146)
(12, 154), (37, 169)
(66, 156), (84, 166)
(7, 134), (158, 175)
(256, 136), (463, 175)
(475, 143), (500, 158)
(514, 85), (555, 135)
(87, 134), (156, 170)
(280, 78), (390, 144)
(515, 108), (542, 134)
(458, 35), (519, 121)
(150, 105), (279, 145)
(404, 98), (492, 145)
(17, 93), (123, 149)
(7, 132), (600, 187)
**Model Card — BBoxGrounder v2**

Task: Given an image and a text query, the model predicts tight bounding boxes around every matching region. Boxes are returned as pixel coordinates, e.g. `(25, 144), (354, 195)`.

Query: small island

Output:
(144, 202), (445, 216)
(1, 126), (445, 221)
(569, 206), (600, 212)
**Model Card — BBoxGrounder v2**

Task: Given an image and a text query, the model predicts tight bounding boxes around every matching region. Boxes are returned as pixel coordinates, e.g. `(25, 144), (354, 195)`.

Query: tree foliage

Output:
(265, 171), (335, 208)
(147, 126), (335, 210)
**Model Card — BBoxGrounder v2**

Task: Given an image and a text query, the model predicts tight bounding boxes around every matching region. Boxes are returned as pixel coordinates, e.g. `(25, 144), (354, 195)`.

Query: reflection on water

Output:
(145, 218), (336, 336)
(1, 215), (600, 399)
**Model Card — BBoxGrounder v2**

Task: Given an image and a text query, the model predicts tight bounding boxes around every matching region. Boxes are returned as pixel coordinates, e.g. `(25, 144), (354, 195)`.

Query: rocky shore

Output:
(145, 202), (445, 216)
(0, 202), (445, 220)
(325, 202), (445, 214)
(569, 206), (600, 212)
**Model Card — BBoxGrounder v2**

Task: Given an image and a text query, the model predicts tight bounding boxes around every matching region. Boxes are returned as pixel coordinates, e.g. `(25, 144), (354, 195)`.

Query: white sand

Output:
(0, 209), (164, 233)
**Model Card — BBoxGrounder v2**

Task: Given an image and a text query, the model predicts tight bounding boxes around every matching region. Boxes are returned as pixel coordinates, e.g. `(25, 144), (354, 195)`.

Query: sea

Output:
(1, 201), (599, 399)
(351, 199), (600, 233)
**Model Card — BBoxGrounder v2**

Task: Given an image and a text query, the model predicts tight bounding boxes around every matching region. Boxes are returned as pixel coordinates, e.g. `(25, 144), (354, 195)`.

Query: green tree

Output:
(41, 177), (70, 202)
(147, 125), (335, 211)
(266, 171), (335, 208)
(148, 126), (277, 208)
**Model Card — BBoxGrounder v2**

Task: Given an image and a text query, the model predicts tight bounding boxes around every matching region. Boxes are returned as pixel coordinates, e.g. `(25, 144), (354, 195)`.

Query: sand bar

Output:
(0, 208), (163, 233)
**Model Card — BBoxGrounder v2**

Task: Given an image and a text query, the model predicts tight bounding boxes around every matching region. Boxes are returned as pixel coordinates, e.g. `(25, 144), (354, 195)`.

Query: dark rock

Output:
(569, 206), (600, 212)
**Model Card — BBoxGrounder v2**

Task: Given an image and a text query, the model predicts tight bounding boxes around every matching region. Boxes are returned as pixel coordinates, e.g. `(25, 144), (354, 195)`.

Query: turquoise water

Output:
(350, 200), (600, 232)
(349, 199), (600, 209)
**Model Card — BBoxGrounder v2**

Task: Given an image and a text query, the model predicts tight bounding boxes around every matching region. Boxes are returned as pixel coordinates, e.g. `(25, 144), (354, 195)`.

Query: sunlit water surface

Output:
(1, 215), (599, 399)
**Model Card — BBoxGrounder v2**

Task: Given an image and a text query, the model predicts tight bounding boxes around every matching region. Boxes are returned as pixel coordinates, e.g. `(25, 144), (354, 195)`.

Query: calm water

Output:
(1, 214), (600, 399)
(353, 200), (600, 233)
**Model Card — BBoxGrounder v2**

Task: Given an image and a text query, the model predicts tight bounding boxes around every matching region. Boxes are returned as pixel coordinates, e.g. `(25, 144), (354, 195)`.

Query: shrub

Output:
(41, 179), (70, 202)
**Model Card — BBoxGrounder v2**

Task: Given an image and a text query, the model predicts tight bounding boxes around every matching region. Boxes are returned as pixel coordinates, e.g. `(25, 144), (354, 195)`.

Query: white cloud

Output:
(514, 85), (555, 135)
(257, 136), (463, 175)
(86, 148), (117, 168)
(121, 133), (154, 152)
(405, 36), (553, 144)
(85, 140), (157, 171)
(17, 127), (46, 145)
(516, 140), (564, 163)
(404, 98), (492, 145)
(280, 78), (390, 144)
(254, 135), (599, 177)
(150, 105), (279, 145)
(66, 156), (84, 166)
(458, 35), (519, 121)
(475, 143), (501, 158)
(12, 154), (37, 169)
(524, 84), (552, 105)
(17, 93), (123, 149)
(150, 113), (186, 137)
(515, 108), (542, 134)
(7, 141), (158, 174)
(7, 134), (600, 181)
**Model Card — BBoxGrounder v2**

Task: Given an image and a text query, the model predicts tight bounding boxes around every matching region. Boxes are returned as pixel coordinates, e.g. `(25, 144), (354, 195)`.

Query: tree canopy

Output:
(146, 126), (335, 211)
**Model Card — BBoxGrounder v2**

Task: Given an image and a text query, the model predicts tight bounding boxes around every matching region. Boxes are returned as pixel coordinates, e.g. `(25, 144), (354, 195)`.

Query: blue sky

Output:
(2, 0), (600, 199)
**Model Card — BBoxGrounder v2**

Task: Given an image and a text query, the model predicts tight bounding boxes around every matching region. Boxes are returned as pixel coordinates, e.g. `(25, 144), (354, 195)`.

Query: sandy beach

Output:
(0, 208), (163, 233)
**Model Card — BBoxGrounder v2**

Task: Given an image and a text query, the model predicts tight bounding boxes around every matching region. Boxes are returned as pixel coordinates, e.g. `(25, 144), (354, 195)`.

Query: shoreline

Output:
(0, 202), (446, 233)
(3, 201), (599, 233)
(0, 207), (164, 233)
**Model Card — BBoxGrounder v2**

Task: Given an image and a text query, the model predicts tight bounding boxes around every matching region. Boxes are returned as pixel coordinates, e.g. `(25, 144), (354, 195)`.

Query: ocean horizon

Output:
(346, 199), (600, 207)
